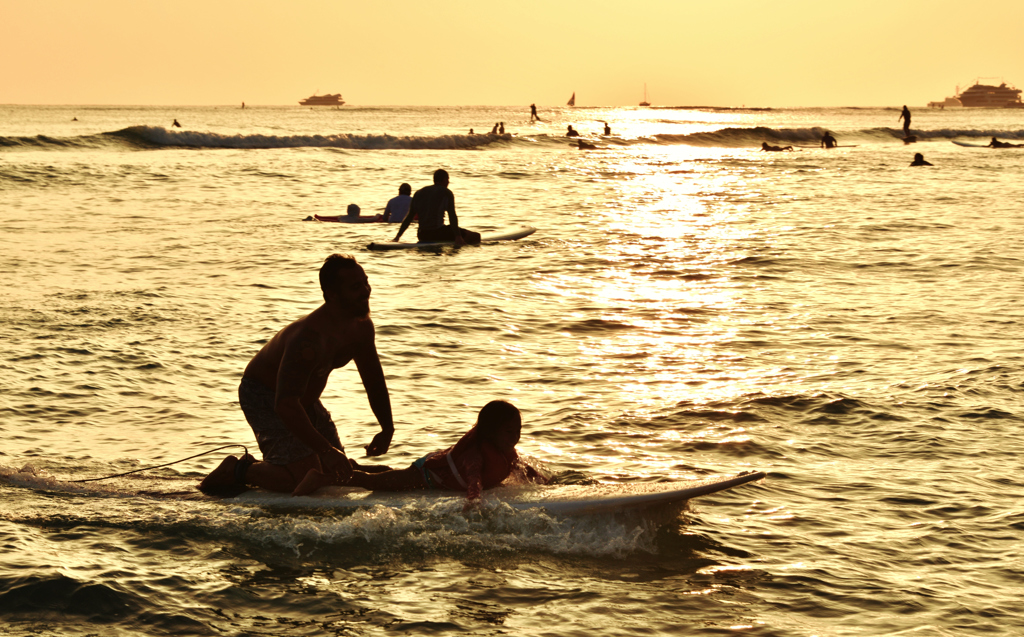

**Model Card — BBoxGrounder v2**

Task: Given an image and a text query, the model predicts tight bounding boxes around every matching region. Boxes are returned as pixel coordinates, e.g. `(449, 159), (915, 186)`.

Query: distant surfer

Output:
(566, 125), (580, 137)
(294, 400), (549, 501)
(345, 203), (381, 222)
(198, 254), (395, 496)
(987, 137), (1023, 148)
(760, 142), (793, 152)
(577, 140), (598, 150)
(393, 169), (481, 246)
(469, 128), (475, 135)
(499, 122), (505, 134)
(899, 105), (911, 136)
(530, 103), (541, 121)
(241, 102), (245, 109)
(72, 117), (78, 121)
(910, 153), (932, 166)
(603, 122), (611, 135)
(491, 122), (499, 134)
(821, 131), (837, 149)
(172, 119), (182, 128)
(381, 183), (413, 223)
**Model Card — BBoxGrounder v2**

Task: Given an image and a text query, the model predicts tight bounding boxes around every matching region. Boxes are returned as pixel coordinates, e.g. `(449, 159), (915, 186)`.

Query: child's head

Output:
(476, 400), (521, 450)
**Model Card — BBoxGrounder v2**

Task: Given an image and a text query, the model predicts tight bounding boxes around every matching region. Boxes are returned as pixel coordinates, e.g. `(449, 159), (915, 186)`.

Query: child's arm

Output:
(462, 447), (485, 502)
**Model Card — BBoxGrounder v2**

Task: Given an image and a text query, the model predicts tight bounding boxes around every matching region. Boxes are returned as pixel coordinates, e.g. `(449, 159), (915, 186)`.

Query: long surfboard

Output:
(314, 214), (384, 223)
(368, 226), (536, 251)
(227, 471), (766, 515)
(951, 140), (1023, 148)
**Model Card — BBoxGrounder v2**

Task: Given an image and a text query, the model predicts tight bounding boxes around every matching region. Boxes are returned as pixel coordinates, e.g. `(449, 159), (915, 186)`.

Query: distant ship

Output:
(928, 79), (1023, 109)
(639, 83), (650, 107)
(299, 93), (345, 106)
(567, 92), (575, 107)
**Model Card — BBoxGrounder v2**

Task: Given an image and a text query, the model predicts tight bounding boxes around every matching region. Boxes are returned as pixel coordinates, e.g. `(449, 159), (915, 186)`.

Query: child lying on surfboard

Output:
(292, 400), (547, 500)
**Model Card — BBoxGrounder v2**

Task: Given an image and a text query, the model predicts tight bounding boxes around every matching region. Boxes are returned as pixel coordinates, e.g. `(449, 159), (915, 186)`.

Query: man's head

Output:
(399, 183), (411, 195)
(346, 203), (360, 217)
(433, 169), (449, 186)
(319, 254), (370, 315)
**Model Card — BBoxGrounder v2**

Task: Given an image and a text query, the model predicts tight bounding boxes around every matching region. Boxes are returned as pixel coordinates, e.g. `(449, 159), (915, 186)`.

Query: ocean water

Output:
(2, 103), (1024, 636)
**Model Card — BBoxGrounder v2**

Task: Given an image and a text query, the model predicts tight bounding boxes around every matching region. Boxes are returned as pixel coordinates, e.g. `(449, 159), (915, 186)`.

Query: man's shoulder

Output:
(414, 184), (449, 196)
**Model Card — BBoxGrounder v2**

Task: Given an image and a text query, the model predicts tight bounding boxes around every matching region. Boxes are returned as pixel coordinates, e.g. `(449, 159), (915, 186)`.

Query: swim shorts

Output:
(238, 377), (343, 466)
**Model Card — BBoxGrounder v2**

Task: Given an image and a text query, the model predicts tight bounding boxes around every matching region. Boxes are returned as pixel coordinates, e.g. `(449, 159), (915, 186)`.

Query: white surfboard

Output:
(951, 140), (987, 148)
(367, 226), (536, 251)
(227, 471), (766, 516)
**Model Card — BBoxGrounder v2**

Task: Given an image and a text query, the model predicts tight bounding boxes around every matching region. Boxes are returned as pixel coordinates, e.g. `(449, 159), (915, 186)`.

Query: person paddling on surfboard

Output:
(393, 169), (481, 246)
(198, 254), (395, 497)
(293, 400), (548, 505)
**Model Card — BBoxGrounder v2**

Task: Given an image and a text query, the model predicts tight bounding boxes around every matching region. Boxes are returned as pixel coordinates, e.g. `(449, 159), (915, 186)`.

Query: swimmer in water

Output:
(910, 153), (932, 166)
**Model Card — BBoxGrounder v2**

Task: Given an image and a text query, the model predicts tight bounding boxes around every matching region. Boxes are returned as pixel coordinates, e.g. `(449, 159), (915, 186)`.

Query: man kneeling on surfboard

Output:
(293, 400), (548, 505)
(392, 169), (481, 247)
(198, 254), (395, 496)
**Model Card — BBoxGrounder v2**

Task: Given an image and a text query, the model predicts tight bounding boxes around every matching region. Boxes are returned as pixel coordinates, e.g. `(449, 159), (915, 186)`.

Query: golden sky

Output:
(3, 0), (1022, 107)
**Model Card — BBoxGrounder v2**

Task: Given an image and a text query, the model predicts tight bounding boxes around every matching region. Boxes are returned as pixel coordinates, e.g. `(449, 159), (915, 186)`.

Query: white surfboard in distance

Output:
(227, 471), (766, 516)
(367, 226), (536, 251)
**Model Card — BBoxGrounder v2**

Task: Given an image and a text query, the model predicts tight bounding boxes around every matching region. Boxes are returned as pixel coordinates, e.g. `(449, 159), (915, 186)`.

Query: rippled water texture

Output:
(2, 105), (1024, 636)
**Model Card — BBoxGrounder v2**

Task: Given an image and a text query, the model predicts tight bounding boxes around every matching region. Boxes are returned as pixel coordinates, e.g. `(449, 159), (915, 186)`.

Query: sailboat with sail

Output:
(639, 84), (650, 107)
(567, 92), (576, 106)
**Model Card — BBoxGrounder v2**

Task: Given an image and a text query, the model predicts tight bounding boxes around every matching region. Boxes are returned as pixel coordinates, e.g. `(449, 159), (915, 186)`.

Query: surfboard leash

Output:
(70, 444), (249, 483)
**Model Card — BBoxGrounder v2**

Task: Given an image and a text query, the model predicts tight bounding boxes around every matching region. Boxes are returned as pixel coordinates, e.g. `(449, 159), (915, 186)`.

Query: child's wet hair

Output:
(476, 400), (521, 440)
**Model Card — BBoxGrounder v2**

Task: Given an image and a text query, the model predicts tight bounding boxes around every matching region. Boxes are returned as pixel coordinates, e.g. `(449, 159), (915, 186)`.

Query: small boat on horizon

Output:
(299, 92), (345, 107)
(567, 92), (575, 107)
(639, 83), (650, 107)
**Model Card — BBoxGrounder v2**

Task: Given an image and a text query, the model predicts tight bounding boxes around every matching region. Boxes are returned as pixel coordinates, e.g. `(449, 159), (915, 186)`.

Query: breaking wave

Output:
(4, 125), (1024, 153)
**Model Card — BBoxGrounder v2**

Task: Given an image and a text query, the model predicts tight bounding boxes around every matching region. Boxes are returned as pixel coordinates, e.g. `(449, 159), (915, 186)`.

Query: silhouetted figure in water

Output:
(72, 117), (78, 121)
(530, 104), (541, 121)
(499, 122), (505, 134)
(987, 137), (1023, 148)
(172, 119), (182, 128)
(821, 131), (837, 148)
(242, 102), (245, 109)
(910, 153), (932, 166)
(491, 123), (499, 134)
(393, 169), (481, 246)
(899, 105), (911, 136)
(566, 125), (579, 137)
(760, 142), (793, 152)
(577, 140), (598, 150)
(603, 122), (611, 135)
(469, 129), (475, 135)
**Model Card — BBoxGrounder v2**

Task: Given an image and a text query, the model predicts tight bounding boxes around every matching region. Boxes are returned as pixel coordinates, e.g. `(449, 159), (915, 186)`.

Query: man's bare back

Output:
(199, 255), (394, 496)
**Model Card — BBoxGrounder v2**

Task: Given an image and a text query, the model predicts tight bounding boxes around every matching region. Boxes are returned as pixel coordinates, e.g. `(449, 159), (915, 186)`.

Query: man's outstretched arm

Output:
(354, 334), (394, 456)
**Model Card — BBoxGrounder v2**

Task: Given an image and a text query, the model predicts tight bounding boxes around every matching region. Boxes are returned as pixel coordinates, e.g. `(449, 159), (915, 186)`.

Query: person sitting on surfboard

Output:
(566, 125), (580, 137)
(198, 254), (395, 497)
(760, 142), (793, 152)
(392, 169), (481, 246)
(910, 153), (933, 166)
(821, 131), (837, 149)
(381, 183), (413, 223)
(293, 400), (548, 502)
